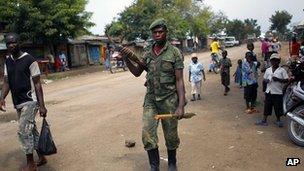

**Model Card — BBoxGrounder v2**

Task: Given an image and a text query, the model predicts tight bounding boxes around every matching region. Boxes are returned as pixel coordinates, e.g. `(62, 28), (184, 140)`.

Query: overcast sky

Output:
(86, 0), (304, 35)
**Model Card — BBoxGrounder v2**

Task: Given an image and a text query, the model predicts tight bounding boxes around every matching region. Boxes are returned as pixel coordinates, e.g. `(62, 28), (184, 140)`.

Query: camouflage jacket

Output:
(142, 42), (184, 102)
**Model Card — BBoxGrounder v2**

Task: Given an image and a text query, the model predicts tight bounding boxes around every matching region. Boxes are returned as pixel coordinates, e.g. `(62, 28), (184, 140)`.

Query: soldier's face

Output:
(6, 35), (19, 54)
(152, 27), (167, 43)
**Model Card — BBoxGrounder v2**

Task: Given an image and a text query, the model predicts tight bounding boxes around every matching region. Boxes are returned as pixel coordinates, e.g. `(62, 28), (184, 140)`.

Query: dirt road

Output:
(0, 44), (303, 171)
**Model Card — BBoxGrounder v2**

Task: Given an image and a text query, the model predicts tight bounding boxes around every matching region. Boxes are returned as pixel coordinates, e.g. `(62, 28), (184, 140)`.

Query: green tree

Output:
(226, 19), (246, 41)
(244, 18), (261, 37)
(270, 10), (292, 35)
(106, 0), (211, 42)
(209, 11), (228, 35)
(0, 0), (94, 45)
(186, 3), (212, 38)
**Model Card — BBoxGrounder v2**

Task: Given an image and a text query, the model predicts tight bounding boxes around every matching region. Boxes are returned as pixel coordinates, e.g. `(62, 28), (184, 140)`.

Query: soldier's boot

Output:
(147, 148), (160, 171)
(167, 149), (177, 171)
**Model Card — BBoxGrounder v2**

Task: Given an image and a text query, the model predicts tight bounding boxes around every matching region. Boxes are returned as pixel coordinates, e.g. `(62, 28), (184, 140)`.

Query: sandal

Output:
(255, 120), (268, 126)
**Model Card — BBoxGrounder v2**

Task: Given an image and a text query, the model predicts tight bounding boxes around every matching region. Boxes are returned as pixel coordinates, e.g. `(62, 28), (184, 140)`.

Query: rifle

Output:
(105, 27), (142, 64)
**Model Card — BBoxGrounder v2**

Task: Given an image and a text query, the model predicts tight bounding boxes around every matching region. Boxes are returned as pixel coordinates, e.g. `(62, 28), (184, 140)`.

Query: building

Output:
(68, 35), (109, 67)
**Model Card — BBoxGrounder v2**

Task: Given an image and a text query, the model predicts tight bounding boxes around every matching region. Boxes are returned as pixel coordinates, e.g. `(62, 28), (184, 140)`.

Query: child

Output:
(219, 50), (232, 95)
(255, 53), (289, 127)
(233, 59), (242, 88)
(189, 53), (206, 101)
(54, 56), (62, 72)
(247, 42), (261, 69)
(247, 42), (260, 106)
(242, 52), (259, 114)
(247, 42), (257, 61)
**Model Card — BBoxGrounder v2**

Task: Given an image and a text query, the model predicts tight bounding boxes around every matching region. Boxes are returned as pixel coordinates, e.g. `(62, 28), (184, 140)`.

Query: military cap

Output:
(149, 18), (167, 30)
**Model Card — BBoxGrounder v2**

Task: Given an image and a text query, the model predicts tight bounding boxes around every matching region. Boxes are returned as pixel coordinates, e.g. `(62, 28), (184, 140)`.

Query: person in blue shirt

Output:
(233, 59), (243, 88)
(242, 52), (259, 114)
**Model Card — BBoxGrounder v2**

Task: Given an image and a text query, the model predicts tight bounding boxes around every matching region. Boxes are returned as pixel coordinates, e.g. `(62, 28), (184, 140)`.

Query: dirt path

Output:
(0, 44), (303, 171)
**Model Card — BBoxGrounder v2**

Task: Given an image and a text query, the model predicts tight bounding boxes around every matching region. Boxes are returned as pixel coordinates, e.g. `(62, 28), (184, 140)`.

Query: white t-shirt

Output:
(188, 62), (204, 83)
(264, 67), (288, 95)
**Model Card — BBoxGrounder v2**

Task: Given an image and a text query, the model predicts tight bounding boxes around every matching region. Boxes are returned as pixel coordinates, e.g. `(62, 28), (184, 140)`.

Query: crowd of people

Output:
(189, 36), (304, 128)
(46, 51), (69, 73)
(1, 18), (303, 171)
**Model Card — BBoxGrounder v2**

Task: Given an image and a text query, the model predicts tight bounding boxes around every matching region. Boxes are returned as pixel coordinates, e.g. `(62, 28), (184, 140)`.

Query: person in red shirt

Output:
(290, 37), (300, 61)
(54, 56), (62, 72)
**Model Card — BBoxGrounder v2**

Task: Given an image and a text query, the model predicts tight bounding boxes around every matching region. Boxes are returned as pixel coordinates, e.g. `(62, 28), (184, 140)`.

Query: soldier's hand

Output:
(175, 106), (185, 120)
(0, 99), (6, 112)
(39, 106), (47, 117)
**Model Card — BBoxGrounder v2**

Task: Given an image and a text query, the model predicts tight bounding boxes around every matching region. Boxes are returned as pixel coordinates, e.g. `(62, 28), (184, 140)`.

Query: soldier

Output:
(121, 19), (186, 171)
(0, 33), (48, 171)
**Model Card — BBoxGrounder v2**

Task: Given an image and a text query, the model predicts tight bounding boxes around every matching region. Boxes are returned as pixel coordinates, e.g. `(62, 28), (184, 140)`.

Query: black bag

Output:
(38, 118), (57, 155)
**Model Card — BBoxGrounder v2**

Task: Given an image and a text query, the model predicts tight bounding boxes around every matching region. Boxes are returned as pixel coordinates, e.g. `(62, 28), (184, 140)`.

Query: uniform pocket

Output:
(161, 59), (174, 72)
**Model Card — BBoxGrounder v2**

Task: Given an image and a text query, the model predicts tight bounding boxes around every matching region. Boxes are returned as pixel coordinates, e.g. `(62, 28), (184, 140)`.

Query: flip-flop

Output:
(255, 120), (268, 126)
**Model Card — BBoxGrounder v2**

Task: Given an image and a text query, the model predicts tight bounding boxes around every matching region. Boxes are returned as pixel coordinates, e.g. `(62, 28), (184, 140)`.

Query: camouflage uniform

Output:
(17, 102), (40, 154)
(142, 41), (184, 151)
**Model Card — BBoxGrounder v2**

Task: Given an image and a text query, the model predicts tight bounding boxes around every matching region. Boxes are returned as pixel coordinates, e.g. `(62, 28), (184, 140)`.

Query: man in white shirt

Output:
(255, 53), (289, 127)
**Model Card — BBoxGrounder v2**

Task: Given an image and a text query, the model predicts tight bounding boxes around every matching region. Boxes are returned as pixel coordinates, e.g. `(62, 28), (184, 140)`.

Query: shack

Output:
(79, 35), (108, 65)
(68, 39), (88, 67)
(68, 35), (108, 67)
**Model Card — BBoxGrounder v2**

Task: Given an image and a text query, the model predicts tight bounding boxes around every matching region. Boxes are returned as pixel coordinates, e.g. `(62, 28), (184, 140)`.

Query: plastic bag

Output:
(38, 118), (57, 155)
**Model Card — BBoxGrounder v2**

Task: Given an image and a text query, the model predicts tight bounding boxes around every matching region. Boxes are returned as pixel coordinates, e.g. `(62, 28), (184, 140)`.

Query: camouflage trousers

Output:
(16, 102), (39, 154)
(142, 93), (180, 151)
